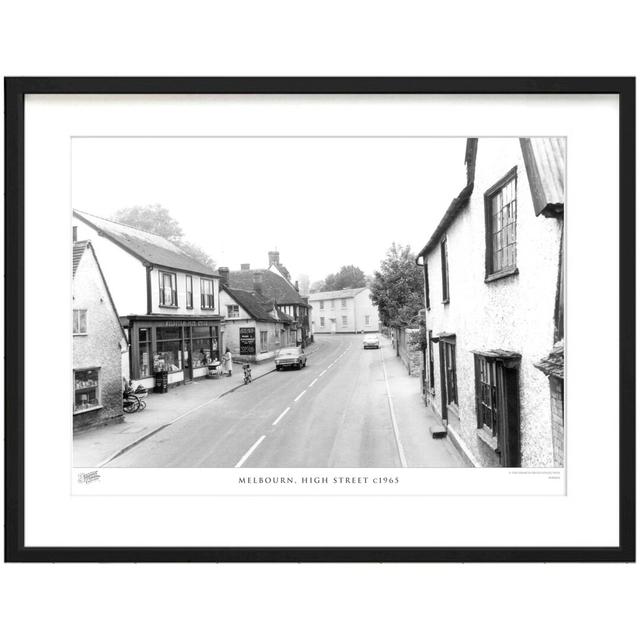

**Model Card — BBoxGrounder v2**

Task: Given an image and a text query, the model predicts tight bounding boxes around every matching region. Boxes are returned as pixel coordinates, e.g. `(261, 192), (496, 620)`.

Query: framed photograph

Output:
(4, 77), (635, 562)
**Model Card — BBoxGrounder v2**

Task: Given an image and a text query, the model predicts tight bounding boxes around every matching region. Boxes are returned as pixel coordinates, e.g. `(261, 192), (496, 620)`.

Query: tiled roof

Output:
(73, 210), (218, 277)
(224, 286), (277, 322)
(308, 287), (369, 301)
(73, 240), (89, 277)
(228, 269), (309, 306)
(535, 341), (564, 379)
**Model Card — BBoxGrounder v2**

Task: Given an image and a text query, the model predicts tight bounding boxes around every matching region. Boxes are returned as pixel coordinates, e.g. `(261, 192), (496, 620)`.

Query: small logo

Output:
(77, 470), (101, 484)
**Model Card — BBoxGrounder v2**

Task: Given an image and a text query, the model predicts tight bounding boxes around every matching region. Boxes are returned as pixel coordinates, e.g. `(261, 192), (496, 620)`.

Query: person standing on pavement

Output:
(223, 347), (233, 377)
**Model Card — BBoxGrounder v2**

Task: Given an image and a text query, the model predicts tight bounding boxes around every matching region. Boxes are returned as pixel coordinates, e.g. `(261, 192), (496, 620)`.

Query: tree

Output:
(369, 243), (424, 327)
(320, 264), (367, 291)
(113, 204), (215, 269)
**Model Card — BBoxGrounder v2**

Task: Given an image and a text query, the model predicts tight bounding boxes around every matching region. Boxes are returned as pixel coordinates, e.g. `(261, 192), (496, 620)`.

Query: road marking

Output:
(379, 349), (408, 468)
(308, 378), (318, 387)
(319, 369), (327, 377)
(272, 406), (291, 426)
(294, 389), (307, 402)
(235, 435), (266, 468)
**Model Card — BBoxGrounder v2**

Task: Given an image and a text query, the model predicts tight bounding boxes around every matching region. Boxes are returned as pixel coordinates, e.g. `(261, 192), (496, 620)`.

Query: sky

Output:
(72, 137), (467, 283)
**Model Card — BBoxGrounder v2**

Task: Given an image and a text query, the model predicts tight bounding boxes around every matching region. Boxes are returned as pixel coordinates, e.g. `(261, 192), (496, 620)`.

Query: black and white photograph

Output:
(71, 135), (565, 471)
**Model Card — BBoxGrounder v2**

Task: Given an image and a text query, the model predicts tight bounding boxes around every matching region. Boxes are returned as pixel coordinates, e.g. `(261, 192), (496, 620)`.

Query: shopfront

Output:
(125, 315), (222, 388)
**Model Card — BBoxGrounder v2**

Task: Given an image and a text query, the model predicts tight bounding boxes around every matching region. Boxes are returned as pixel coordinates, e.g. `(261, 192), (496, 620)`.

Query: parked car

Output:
(275, 346), (307, 370)
(363, 334), (380, 349)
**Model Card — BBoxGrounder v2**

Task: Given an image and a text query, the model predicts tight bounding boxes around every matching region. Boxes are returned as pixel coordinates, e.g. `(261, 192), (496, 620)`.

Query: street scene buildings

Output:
(72, 136), (565, 470)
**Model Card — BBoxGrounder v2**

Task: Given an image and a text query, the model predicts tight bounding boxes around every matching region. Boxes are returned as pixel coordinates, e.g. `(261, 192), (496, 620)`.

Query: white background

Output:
(1, 2), (638, 640)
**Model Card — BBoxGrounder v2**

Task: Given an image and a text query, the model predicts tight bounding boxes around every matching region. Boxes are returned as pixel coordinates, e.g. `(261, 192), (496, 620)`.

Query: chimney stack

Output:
(268, 250), (280, 266)
(295, 280), (299, 292)
(240, 263), (251, 271)
(218, 267), (229, 286)
(253, 272), (263, 295)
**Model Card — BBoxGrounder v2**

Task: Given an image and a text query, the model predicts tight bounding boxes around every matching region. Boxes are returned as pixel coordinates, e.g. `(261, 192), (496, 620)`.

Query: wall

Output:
(397, 327), (422, 377)
(149, 267), (220, 316)
(223, 318), (285, 362)
(73, 247), (125, 431)
(74, 218), (147, 316)
(310, 290), (378, 334)
(424, 138), (562, 467)
(354, 289), (379, 333)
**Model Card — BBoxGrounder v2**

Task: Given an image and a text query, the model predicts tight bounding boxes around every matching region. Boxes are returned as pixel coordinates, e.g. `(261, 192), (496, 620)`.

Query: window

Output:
(73, 309), (87, 334)
(193, 325), (219, 364)
(443, 339), (457, 406)
(138, 328), (152, 378)
(364, 315), (370, 326)
(260, 330), (268, 353)
(320, 317), (325, 328)
(440, 237), (449, 303)
(485, 168), (518, 279)
(474, 353), (521, 466)
(185, 275), (193, 309)
(74, 368), (100, 413)
(342, 315), (348, 327)
(154, 326), (183, 372)
(159, 271), (177, 307)
(201, 278), (215, 310)
(330, 300), (335, 309)
(341, 299), (347, 308)
(319, 300), (324, 310)
(227, 305), (239, 318)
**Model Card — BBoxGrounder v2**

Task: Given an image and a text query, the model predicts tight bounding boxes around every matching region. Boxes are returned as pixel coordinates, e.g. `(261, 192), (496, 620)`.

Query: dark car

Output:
(275, 346), (307, 370)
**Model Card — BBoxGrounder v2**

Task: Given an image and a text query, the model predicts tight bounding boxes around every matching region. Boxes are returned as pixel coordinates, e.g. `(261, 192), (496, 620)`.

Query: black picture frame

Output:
(4, 77), (635, 563)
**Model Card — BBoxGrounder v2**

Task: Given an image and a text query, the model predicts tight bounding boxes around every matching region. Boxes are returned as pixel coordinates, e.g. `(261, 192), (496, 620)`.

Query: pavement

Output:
(76, 334), (467, 469)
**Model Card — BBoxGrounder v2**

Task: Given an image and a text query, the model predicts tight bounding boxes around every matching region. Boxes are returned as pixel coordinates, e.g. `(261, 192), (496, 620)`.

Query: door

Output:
(183, 327), (193, 381)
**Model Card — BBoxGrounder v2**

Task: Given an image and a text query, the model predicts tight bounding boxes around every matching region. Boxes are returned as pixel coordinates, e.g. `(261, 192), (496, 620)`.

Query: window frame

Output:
(320, 317), (325, 328)
(200, 277), (215, 310)
(341, 315), (348, 327)
(73, 367), (101, 415)
(484, 166), (519, 282)
(442, 338), (457, 407)
(185, 275), (193, 309)
(319, 300), (324, 310)
(227, 304), (240, 318)
(159, 270), (178, 308)
(73, 308), (88, 335)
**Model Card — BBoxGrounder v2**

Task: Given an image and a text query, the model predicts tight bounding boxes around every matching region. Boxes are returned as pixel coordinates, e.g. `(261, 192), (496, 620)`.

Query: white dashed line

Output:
(294, 389), (307, 402)
(319, 369), (327, 377)
(309, 378), (318, 387)
(272, 406), (291, 426)
(235, 435), (266, 468)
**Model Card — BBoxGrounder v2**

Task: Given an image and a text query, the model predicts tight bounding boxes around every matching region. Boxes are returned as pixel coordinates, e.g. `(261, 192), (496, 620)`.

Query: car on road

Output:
(363, 334), (380, 349)
(275, 346), (307, 370)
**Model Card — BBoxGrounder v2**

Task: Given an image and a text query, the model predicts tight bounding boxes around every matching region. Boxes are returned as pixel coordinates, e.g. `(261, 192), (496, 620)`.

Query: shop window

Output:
(201, 278), (215, 310)
(474, 353), (521, 466)
(159, 271), (177, 307)
(185, 275), (193, 309)
(227, 305), (240, 318)
(440, 237), (450, 303)
(485, 168), (518, 279)
(138, 328), (152, 378)
(155, 326), (183, 372)
(260, 330), (268, 353)
(74, 368), (100, 413)
(192, 325), (219, 364)
(73, 309), (87, 335)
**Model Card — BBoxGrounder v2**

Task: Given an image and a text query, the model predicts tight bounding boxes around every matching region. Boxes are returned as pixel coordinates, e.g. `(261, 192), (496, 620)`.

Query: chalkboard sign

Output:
(239, 327), (256, 355)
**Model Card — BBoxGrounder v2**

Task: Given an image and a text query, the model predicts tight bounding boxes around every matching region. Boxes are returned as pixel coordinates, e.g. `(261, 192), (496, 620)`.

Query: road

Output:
(108, 334), (465, 468)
